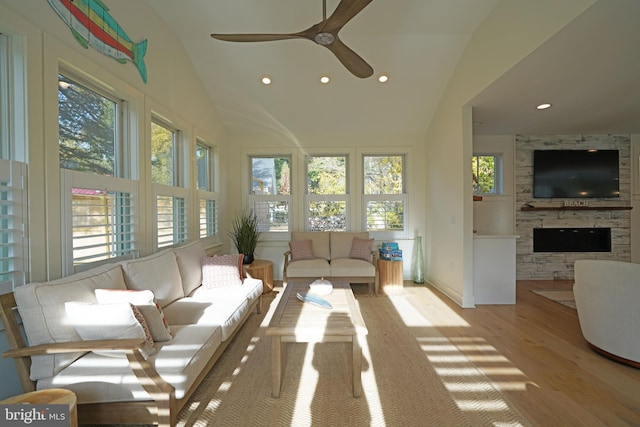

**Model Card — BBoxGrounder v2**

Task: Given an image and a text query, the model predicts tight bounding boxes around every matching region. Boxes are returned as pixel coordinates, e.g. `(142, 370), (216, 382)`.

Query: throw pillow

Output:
(289, 239), (315, 261)
(94, 289), (172, 342)
(349, 237), (374, 261)
(64, 301), (156, 358)
(201, 254), (244, 288)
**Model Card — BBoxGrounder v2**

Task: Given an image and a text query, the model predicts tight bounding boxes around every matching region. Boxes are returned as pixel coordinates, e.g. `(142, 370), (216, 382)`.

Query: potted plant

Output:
(229, 208), (262, 264)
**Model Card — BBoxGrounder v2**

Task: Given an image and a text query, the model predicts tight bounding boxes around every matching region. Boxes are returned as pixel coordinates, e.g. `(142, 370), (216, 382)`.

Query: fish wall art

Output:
(47, 0), (148, 83)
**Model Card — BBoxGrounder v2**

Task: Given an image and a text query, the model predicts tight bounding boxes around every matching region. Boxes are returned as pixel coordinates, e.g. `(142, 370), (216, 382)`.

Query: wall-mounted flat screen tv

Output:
(533, 149), (619, 198)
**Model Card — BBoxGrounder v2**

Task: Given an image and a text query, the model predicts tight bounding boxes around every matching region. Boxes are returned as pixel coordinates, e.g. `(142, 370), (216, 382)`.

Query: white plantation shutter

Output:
(154, 184), (189, 248)
(0, 159), (27, 292)
(198, 191), (218, 239)
(61, 169), (138, 274)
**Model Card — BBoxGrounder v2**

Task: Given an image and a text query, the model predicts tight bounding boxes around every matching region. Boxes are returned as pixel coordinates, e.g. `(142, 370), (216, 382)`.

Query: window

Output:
(58, 74), (120, 176)
(196, 141), (218, 240)
(472, 154), (501, 195)
(306, 155), (348, 231)
(363, 155), (406, 237)
(0, 159), (27, 293)
(151, 118), (188, 248)
(0, 34), (9, 159)
(247, 156), (291, 233)
(58, 73), (137, 272)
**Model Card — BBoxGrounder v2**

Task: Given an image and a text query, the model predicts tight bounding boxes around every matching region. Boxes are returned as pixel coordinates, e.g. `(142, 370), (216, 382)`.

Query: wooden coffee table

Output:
(266, 281), (368, 398)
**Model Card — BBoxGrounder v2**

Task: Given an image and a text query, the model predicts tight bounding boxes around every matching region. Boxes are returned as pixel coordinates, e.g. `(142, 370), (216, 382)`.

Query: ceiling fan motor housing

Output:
(314, 32), (335, 45)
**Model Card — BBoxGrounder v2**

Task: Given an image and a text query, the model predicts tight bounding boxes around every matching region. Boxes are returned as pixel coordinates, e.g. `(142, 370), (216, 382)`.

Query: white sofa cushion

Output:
(65, 301), (157, 358)
(14, 263), (127, 381)
(291, 231), (330, 260)
(164, 278), (262, 341)
(330, 258), (375, 277)
(94, 289), (172, 341)
(173, 240), (206, 296)
(120, 250), (184, 308)
(190, 277), (263, 306)
(286, 258), (331, 279)
(330, 232), (369, 260)
(36, 324), (222, 403)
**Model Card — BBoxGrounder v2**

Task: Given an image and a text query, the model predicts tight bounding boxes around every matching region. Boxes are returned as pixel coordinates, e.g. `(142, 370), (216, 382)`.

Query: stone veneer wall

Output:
(515, 135), (631, 280)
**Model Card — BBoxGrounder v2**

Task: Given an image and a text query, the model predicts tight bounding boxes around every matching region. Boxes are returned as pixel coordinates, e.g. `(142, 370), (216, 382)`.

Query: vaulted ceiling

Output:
(146, 0), (640, 136)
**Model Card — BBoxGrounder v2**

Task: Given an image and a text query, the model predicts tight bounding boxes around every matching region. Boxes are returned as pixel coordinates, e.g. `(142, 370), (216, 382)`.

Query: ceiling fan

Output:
(210, 0), (375, 78)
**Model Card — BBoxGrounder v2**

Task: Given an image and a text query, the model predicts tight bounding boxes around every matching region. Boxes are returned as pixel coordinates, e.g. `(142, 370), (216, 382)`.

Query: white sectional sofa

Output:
(283, 231), (378, 294)
(0, 241), (263, 426)
(573, 259), (640, 368)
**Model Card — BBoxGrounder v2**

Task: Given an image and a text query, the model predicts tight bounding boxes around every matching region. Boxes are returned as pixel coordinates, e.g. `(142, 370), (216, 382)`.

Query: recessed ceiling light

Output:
(319, 74), (331, 84)
(536, 103), (552, 110)
(260, 75), (272, 85)
(377, 73), (389, 83)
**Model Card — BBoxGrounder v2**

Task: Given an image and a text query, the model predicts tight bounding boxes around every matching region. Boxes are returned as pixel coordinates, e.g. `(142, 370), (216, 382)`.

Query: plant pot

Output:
(243, 253), (254, 265)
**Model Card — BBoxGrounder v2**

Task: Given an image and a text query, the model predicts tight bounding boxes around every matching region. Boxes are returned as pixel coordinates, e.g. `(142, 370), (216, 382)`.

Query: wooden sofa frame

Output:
(283, 250), (379, 295)
(0, 291), (262, 426)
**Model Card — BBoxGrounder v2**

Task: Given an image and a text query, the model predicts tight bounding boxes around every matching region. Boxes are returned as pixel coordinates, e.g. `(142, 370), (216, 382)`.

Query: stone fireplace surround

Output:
(515, 135), (631, 280)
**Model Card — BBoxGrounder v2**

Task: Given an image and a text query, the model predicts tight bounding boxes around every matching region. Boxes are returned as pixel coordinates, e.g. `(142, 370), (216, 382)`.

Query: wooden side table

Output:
(243, 259), (274, 293)
(378, 258), (403, 295)
(1, 388), (78, 427)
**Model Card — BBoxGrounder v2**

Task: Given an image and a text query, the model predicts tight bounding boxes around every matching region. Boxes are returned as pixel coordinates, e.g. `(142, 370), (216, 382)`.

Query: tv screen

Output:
(533, 149), (619, 198)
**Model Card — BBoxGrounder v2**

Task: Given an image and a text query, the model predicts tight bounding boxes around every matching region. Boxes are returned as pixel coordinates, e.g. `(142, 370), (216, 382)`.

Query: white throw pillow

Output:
(94, 289), (172, 341)
(64, 301), (156, 358)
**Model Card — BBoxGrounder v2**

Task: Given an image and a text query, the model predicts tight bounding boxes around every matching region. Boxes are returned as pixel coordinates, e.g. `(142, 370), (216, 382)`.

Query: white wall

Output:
(472, 135), (515, 235)
(0, 0), (228, 399)
(425, 0), (597, 307)
(224, 131), (427, 280)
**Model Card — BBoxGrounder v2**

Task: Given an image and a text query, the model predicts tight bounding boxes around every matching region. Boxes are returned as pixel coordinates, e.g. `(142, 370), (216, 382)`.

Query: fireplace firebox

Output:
(533, 227), (611, 253)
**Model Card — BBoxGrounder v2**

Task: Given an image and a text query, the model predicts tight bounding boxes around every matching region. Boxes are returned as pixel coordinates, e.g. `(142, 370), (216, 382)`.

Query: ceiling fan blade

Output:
(321, 0), (374, 33)
(211, 33), (301, 42)
(324, 36), (373, 78)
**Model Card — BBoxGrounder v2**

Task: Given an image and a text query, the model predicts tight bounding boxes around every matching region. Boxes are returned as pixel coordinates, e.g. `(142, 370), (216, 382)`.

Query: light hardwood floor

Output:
(396, 279), (640, 426)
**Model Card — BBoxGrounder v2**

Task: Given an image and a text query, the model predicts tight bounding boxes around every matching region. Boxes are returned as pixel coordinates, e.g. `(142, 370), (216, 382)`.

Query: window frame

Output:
(150, 114), (189, 249)
(196, 138), (219, 243)
(0, 159), (27, 293)
(362, 153), (408, 240)
(57, 70), (138, 274)
(246, 154), (293, 238)
(472, 153), (503, 196)
(305, 154), (350, 232)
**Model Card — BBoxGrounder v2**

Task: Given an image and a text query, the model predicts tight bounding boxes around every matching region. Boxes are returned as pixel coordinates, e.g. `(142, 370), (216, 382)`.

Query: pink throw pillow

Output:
(289, 239), (315, 261)
(201, 254), (244, 288)
(349, 237), (374, 261)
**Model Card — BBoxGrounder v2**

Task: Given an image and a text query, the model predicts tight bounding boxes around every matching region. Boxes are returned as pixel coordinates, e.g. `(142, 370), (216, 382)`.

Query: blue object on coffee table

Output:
(296, 292), (332, 309)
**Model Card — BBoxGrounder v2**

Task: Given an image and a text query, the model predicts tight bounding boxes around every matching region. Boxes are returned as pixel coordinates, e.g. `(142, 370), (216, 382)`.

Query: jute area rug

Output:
(168, 288), (531, 427)
(530, 289), (576, 309)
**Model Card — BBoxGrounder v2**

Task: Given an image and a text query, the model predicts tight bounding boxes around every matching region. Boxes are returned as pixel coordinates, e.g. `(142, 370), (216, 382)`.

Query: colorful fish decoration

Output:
(47, 0), (148, 83)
